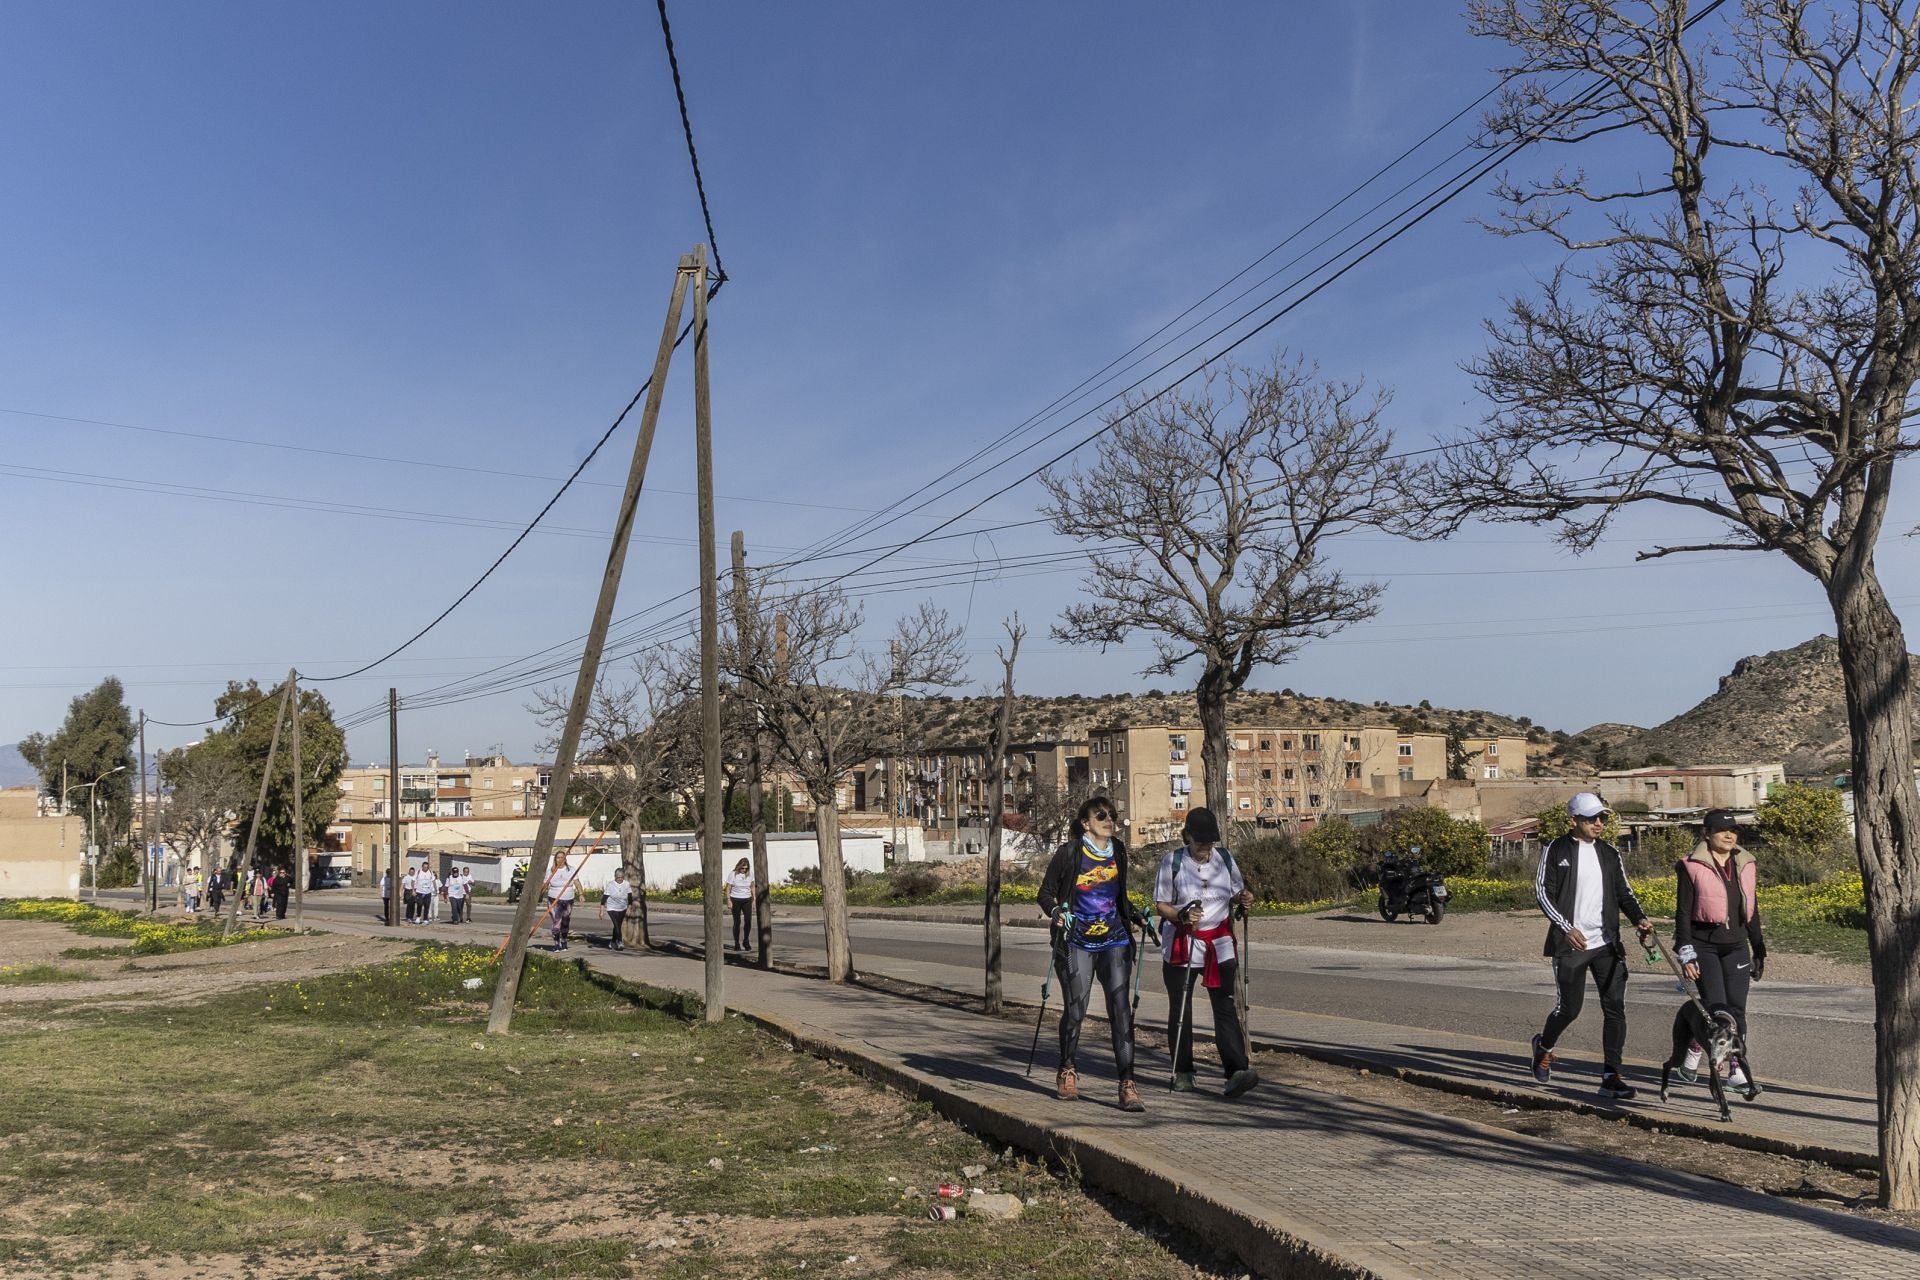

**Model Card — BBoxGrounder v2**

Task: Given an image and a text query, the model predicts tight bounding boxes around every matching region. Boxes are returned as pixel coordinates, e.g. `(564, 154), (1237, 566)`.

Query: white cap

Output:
(1567, 792), (1608, 818)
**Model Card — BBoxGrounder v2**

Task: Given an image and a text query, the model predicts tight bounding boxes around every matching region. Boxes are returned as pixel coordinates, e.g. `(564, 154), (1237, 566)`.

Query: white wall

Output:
(450, 833), (887, 893)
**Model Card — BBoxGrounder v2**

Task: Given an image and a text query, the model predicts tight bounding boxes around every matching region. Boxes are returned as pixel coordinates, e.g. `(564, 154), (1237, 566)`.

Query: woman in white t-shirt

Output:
(600, 867), (634, 952)
(1151, 807), (1257, 1098)
(547, 853), (580, 951)
(726, 859), (754, 952)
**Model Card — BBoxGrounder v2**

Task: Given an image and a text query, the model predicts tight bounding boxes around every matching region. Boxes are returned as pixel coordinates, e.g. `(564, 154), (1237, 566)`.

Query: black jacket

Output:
(1535, 834), (1647, 957)
(1037, 838), (1143, 925)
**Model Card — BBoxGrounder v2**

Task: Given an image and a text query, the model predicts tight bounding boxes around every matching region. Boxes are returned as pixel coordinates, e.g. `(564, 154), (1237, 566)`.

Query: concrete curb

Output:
(645, 936), (1880, 1176)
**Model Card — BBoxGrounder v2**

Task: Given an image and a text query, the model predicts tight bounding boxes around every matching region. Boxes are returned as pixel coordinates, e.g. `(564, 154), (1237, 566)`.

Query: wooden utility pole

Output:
(291, 674), (304, 930)
(773, 614), (788, 834)
(226, 676), (292, 937)
(984, 618), (1022, 1014)
(138, 711), (151, 913)
(731, 531), (773, 969)
(488, 248), (697, 1035)
(693, 246), (726, 1021)
(388, 689), (401, 927)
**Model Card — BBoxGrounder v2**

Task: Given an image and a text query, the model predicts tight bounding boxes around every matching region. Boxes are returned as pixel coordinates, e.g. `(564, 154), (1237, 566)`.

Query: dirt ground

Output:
(1246, 906), (1871, 987)
(0, 923), (406, 1014)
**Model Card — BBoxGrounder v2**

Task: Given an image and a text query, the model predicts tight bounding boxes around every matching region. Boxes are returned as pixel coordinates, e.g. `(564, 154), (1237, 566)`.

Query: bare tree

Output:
(1042, 357), (1404, 817)
(1421, 0), (1920, 1206)
(1017, 778), (1095, 859)
(984, 616), (1024, 1015)
(155, 745), (247, 907)
(731, 589), (965, 981)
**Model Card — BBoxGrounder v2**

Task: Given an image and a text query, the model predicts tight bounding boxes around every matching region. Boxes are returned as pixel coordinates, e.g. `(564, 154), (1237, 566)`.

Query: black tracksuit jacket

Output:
(1535, 834), (1647, 958)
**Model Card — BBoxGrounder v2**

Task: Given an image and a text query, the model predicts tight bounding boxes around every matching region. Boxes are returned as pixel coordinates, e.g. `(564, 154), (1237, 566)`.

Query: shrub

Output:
(1628, 825), (1692, 878)
(883, 865), (941, 902)
(1230, 833), (1347, 904)
(1377, 808), (1491, 879)
(672, 873), (704, 894)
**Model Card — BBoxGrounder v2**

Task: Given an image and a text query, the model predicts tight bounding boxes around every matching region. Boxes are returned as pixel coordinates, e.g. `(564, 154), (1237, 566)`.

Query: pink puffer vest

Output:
(1682, 845), (1756, 927)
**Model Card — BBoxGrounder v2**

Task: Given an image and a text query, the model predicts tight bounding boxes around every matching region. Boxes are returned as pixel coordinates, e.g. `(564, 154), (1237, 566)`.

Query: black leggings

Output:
(1691, 939), (1754, 1037)
(731, 897), (752, 948)
(1058, 945), (1134, 1079)
(1540, 945), (1629, 1070)
(1164, 961), (1249, 1076)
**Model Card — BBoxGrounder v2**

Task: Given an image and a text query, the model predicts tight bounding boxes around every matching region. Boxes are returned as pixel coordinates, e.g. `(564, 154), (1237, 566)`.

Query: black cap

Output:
(1182, 807), (1222, 845)
(1702, 809), (1739, 833)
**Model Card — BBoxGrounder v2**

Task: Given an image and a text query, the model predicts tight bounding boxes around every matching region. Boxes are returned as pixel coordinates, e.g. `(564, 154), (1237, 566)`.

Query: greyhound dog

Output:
(1644, 927), (1761, 1122)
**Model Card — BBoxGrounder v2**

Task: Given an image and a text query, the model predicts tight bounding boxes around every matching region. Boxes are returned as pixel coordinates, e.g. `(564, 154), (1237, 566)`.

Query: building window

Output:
(1345, 762), (1362, 780)
(1281, 738), (1293, 751)
(1262, 797), (1275, 809)
(1260, 768), (1272, 780)
(1398, 767), (1414, 783)
(374, 778), (385, 792)
(1284, 796), (1297, 809)
(482, 801), (494, 813)
(1258, 738), (1270, 750)
(1486, 741), (1499, 757)
(1283, 767), (1295, 781)
(1238, 798), (1253, 810)
(1398, 743), (1413, 757)
(1306, 764), (1322, 780)
(1309, 793), (1323, 808)
(1484, 766), (1500, 780)
(340, 780), (356, 792)
(1345, 734), (1361, 749)
(483, 777), (495, 788)
(342, 803), (353, 816)
(1302, 734), (1320, 750)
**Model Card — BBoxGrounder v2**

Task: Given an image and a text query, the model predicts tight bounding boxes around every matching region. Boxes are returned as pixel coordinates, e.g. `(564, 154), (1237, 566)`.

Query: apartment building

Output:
(334, 752), (547, 823)
(1595, 762), (1786, 813)
(1086, 724), (1525, 842)
(847, 740), (1091, 829)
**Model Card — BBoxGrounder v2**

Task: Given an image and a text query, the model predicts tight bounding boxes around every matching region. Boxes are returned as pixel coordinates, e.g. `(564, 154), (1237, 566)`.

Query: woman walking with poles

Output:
(1153, 808), (1258, 1097)
(1036, 796), (1149, 1112)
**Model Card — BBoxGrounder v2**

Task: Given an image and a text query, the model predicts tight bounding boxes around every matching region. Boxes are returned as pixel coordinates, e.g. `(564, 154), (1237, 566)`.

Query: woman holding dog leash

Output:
(1673, 809), (1766, 1086)
(1152, 807), (1259, 1098)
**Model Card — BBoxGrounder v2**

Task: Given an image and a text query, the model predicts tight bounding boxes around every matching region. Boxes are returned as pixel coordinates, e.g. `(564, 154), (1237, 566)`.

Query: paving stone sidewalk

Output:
(587, 948), (1919, 1280)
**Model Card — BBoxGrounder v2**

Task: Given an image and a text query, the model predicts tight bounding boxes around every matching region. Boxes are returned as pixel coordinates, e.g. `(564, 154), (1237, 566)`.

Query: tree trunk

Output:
(814, 794), (853, 982)
(1830, 568), (1920, 1209)
(1197, 666), (1231, 819)
(749, 759), (771, 970)
(984, 654), (1018, 1016)
(620, 816), (649, 948)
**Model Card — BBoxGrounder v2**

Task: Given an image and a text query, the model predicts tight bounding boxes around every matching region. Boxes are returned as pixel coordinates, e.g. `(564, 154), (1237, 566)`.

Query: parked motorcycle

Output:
(506, 868), (526, 905)
(1377, 848), (1449, 925)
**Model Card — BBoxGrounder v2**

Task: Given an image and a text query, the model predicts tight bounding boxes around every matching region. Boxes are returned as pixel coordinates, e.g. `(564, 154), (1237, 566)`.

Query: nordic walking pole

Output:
(1233, 903), (1252, 1047)
(1025, 916), (1068, 1077)
(1167, 963), (1198, 1091)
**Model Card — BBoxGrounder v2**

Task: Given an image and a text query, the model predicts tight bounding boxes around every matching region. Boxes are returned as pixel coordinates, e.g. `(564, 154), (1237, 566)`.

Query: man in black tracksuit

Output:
(1530, 792), (1655, 1100)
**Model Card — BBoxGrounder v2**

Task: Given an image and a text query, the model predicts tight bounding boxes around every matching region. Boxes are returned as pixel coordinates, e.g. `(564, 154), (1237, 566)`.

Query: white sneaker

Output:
(1678, 1042), (1703, 1083)
(1725, 1060), (1749, 1089)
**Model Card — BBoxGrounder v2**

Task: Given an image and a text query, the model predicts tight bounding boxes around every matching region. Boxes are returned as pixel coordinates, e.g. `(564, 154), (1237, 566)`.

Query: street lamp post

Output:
(69, 765), (128, 900)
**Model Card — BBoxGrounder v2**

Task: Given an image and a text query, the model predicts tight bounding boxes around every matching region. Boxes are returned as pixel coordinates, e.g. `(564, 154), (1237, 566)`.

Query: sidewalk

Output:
(585, 946), (1918, 1280)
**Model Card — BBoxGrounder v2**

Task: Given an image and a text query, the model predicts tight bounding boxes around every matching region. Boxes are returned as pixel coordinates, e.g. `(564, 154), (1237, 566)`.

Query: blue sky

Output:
(2, 2), (1909, 767)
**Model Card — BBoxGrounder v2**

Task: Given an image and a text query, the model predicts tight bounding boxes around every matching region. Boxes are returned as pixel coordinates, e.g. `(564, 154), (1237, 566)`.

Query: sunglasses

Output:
(1088, 810), (1114, 822)
(1574, 811), (1610, 822)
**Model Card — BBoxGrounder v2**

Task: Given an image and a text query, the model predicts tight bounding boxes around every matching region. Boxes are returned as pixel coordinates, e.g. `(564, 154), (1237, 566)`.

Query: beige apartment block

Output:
(335, 752), (547, 824)
(1596, 763), (1786, 813)
(0, 787), (84, 899)
(853, 740), (1091, 831)
(1088, 724), (1499, 841)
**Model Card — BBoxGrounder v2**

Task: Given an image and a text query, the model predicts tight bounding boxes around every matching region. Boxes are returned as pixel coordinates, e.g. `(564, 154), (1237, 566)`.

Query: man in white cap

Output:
(1530, 792), (1655, 1100)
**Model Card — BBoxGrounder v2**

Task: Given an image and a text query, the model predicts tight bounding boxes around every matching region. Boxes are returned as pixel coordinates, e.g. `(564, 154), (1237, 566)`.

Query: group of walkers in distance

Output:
(378, 863), (477, 927)
(180, 864), (291, 919)
(1034, 789), (1767, 1114)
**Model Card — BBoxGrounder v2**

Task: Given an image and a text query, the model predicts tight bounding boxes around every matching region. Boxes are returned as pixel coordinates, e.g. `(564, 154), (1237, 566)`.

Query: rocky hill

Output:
(902, 687), (1543, 747)
(0, 744), (35, 790)
(1615, 635), (1913, 773)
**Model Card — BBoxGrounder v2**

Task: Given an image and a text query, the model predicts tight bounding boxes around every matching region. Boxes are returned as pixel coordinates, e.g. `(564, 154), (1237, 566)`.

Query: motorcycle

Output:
(506, 871), (526, 905)
(1377, 847), (1449, 925)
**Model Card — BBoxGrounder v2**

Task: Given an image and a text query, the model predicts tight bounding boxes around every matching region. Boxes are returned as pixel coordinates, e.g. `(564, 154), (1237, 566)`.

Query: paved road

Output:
(154, 889), (1874, 1095)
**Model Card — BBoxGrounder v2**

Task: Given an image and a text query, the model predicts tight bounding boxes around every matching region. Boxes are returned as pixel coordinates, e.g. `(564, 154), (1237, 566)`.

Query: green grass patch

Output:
(0, 898), (280, 954)
(0, 943), (1225, 1277)
(0, 964), (93, 986)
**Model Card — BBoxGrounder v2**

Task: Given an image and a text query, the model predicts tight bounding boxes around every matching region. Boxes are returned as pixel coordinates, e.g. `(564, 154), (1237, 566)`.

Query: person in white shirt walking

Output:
(417, 864), (439, 924)
(600, 867), (634, 951)
(1152, 807), (1258, 1097)
(1530, 792), (1656, 1100)
(548, 852), (580, 951)
(726, 858), (754, 952)
(446, 867), (469, 924)
(380, 869), (394, 925)
(401, 866), (418, 923)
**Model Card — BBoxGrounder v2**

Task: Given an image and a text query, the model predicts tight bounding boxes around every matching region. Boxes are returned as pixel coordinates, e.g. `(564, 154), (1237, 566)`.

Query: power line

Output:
(656, 0), (725, 287)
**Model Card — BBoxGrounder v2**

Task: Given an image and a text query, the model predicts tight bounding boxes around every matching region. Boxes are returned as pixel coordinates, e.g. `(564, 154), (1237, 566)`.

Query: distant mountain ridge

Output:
(1616, 635), (1917, 772)
(0, 744), (37, 790)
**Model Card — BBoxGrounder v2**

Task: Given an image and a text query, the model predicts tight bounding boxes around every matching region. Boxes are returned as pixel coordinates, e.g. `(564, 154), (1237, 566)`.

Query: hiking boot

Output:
(1224, 1069), (1259, 1098)
(1055, 1066), (1079, 1101)
(1170, 1071), (1197, 1092)
(1117, 1079), (1145, 1112)
(1599, 1072), (1637, 1101)
(1678, 1041), (1703, 1084)
(1530, 1034), (1554, 1084)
